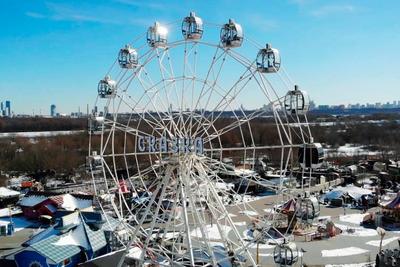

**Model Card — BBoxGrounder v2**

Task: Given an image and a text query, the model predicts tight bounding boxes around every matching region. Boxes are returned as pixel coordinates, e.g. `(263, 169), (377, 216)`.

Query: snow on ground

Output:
(318, 216), (332, 221)
(233, 221), (247, 226)
(127, 246), (144, 260)
(335, 223), (377, 237)
(263, 208), (276, 214)
(242, 229), (284, 246)
(339, 213), (368, 225)
(242, 195), (263, 203)
(258, 253), (272, 257)
(321, 247), (369, 257)
(366, 236), (399, 247)
(190, 224), (232, 240)
(325, 144), (379, 157)
(239, 210), (259, 216)
(326, 263), (375, 267)
(243, 241), (275, 249)
(0, 130), (84, 139)
(218, 213), (237, 220)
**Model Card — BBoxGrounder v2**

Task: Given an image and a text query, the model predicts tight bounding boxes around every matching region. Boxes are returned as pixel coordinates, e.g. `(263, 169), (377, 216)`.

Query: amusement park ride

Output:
(88, 11), (325, 267)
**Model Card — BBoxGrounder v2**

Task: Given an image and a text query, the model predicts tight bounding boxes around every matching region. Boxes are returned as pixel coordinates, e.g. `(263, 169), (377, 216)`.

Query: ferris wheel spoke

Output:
(193, 161), (258, 266)
(188, 170), (240, 263)
(135, 69), (176, 130)
(201, 108), (264, 144)
(140, 171), (175, 259)
(192, 46), (224, 110)
(192, 67), (255, 139)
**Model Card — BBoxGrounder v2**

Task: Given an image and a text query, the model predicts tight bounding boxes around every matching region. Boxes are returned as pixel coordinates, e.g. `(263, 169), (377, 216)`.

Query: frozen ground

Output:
(0, 130), (84, 139)
(217, 194), (400, 266)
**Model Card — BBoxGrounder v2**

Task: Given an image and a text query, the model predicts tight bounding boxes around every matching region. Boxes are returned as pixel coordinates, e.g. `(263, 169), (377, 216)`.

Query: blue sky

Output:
(0, 0), (399, 115)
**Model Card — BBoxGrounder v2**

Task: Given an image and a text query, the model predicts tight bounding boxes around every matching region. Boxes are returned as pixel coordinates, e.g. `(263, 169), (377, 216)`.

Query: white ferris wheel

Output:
(88, 11), (324, 267)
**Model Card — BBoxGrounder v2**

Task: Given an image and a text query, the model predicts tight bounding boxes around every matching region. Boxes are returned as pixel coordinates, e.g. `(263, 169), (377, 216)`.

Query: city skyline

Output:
(1, 0), (399, 114)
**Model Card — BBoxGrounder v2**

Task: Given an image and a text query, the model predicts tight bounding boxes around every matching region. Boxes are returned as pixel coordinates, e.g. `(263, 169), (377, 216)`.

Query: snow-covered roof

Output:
(60, 194), (92, 211)
(0, 187), (20, 198)
(0, 207), (22, 218)
(324, 185), (373, 201)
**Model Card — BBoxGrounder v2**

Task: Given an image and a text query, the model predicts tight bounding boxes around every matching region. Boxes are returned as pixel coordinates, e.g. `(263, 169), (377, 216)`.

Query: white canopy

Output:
(324, 185), (373, 201)
(0, 187), (20, 198)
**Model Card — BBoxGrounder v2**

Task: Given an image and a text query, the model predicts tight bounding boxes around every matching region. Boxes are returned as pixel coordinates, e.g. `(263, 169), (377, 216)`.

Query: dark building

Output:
(50, 104), (56, 117)
(5, 100), (11, 117)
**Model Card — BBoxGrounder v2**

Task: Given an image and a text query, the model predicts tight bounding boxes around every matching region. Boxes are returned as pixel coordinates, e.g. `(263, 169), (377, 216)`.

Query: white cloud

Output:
(24, 2), (155, 26)
(311, 4), (356, 17)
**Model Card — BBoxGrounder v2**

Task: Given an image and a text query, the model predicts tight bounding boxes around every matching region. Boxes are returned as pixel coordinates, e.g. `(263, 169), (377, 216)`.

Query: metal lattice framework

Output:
(88, 12), (319, 267)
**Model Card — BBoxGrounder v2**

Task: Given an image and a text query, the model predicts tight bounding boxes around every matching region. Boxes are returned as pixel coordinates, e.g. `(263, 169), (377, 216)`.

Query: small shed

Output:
(0, 187), (20, 208)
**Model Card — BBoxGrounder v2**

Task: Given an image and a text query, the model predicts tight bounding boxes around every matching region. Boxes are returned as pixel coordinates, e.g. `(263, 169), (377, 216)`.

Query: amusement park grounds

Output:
(183, 182), (399, 267)
(223, 195), (397, 266)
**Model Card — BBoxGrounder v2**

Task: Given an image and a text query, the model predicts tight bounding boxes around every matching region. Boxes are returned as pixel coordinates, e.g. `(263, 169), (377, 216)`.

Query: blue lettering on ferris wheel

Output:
(137, 136), (204, 155)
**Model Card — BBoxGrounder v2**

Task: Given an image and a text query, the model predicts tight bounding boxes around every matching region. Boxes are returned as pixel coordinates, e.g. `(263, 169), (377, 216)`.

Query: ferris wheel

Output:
(88, 11), (323, 267)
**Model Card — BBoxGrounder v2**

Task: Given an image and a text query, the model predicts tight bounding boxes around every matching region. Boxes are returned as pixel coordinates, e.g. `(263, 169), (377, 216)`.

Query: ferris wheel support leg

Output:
(184, 173), (219, 266)
(179, 175), (196, 266)
(196, 164), (258, 267)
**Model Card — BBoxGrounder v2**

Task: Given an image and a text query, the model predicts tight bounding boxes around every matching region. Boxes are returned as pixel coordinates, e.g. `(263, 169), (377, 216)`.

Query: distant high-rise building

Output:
(5, 100), (11, 117)
(50, 104), (57, 117)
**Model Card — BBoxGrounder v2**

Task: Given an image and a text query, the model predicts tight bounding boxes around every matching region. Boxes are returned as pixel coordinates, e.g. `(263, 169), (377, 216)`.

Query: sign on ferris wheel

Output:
(137, 135), (204, 155)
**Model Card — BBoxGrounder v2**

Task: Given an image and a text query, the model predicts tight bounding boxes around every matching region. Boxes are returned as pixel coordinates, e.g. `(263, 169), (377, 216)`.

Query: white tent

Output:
(324, 185), (373, 202)
(0, 187), (20, 199)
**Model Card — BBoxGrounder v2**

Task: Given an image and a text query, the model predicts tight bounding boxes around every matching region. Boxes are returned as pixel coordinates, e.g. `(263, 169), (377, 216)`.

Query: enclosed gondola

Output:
(86, 151), (102, 173)
(182, 12), (203, 40)
(298, 143), (325, 169)
(147, 22), (168, 48)
(256, 43), (281, 73)
(273, 241), (299, 266)
(88, 114), (104, 135)
(296, 193), (320, 221)
(98, 76), (116, 98)
(284, 85), (310, 116)
(118, 44), (138, 69)
(220, 19), (243, 48)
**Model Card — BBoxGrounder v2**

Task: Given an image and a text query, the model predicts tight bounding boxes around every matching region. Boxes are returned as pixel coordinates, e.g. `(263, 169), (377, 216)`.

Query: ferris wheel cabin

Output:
(220, 19), (243, 48)
(296, 193), (321, 221)
(118, 44), (138, 69)
(182, 12), (203, 40)
(298, 143), (325, 169)
(273, 241), (299, 266)
(97, 76), (116, 98)
(256, 43), (281, 73)
(147, 22), (168, 48)
(284, 85), (310, 116)
(88, 113), (104, 135)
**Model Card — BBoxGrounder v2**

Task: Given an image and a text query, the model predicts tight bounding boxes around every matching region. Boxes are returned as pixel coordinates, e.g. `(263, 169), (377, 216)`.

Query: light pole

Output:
(376, 227), (386, 252)
(300, 248), (307, 267)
